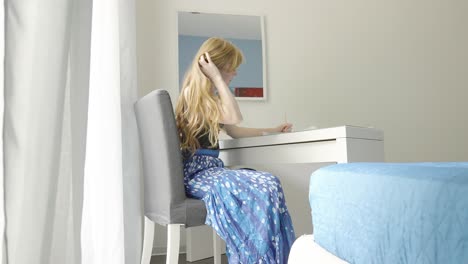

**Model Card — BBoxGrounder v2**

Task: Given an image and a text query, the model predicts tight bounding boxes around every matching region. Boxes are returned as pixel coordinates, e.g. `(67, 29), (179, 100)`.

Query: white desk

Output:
(186, 126), (384, 261)
(219, 125), (384, 165)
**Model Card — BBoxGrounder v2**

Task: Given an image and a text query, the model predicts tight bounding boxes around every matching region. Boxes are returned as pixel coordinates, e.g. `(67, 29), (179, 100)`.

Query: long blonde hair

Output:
(176, 37), (243, 153)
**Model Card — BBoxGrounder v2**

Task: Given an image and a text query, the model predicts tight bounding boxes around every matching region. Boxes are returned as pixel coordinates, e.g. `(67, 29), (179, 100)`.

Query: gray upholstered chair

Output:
(135, 89), (222, 264)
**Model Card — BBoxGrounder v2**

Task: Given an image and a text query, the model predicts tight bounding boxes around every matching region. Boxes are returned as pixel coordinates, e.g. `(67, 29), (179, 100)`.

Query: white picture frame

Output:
(177, 11), (267, 101)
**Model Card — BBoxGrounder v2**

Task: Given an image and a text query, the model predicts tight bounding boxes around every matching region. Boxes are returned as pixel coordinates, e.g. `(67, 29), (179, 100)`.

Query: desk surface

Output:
(220, 125), (384, 150)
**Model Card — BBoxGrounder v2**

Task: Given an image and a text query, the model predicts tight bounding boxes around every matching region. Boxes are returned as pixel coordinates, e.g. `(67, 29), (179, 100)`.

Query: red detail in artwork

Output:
(234, 87), (263, 97)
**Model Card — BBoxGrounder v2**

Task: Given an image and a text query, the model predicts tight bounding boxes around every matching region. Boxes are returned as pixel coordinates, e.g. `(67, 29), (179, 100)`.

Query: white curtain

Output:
(2, 0), (142, 263)
(1, 2), (5, 263)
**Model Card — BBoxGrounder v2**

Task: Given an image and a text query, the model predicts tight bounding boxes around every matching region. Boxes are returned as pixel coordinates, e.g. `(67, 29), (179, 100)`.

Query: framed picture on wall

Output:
(178, 11), (267, 101)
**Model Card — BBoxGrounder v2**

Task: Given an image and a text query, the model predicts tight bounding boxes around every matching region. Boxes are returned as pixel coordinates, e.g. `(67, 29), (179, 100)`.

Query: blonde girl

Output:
(176, 37), (295, 263)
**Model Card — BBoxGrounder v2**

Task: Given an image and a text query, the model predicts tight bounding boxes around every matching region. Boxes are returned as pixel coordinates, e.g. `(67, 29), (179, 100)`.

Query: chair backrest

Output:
(134, 89), (187, 225)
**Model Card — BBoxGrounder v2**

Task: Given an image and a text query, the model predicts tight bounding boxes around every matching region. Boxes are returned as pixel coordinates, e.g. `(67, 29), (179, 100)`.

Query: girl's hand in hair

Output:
(198, 52), (223, 82)
(198, 52), (243, 124)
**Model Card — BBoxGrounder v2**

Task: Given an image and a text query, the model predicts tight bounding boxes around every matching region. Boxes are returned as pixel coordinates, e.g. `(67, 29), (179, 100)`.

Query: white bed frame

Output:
(288, 235), (349, 264)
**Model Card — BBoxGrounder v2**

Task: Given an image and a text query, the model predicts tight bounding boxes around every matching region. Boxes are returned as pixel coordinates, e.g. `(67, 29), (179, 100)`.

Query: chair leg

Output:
(166, 224), (182, 264)
(141, 216), (155, 264)
(213, 229), (222, 264)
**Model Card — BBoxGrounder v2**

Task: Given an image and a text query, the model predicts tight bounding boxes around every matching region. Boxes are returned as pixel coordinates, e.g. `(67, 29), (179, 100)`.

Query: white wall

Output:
(136, 0), (468, 251)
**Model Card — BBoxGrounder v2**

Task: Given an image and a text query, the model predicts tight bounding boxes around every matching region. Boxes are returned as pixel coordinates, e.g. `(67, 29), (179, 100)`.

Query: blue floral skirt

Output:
(183, 149), (295, 264)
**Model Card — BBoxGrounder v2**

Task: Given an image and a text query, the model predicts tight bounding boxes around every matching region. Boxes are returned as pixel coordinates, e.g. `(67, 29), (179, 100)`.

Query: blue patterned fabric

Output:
(309, 162), (468, 264)
(184, 149), (296, 264)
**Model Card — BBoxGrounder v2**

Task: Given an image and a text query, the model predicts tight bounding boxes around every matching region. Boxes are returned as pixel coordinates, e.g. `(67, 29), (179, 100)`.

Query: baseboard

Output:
(152, 246), (186, 256)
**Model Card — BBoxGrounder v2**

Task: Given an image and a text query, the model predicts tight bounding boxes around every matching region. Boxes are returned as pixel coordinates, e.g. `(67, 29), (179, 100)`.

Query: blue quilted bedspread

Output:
(309, 162), (468, 264)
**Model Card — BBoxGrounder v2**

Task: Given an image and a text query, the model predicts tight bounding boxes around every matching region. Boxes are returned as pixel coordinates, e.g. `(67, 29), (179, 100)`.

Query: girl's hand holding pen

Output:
(275, 123), (293, 133)
(277, 112), (292, 132)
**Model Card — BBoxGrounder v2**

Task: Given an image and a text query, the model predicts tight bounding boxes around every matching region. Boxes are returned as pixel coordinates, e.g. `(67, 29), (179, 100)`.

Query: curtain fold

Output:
(1, 2), (5, 263)
(81, 0), (125, 262)
(118, 0), (143, 263)
(2, 0), (142, 263)
(4, 2), (77, 263)
(68, 0), (93, 263)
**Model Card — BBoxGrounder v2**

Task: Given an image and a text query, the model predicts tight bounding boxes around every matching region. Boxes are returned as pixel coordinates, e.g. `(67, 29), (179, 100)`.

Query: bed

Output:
(288, 162), (468, 264)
